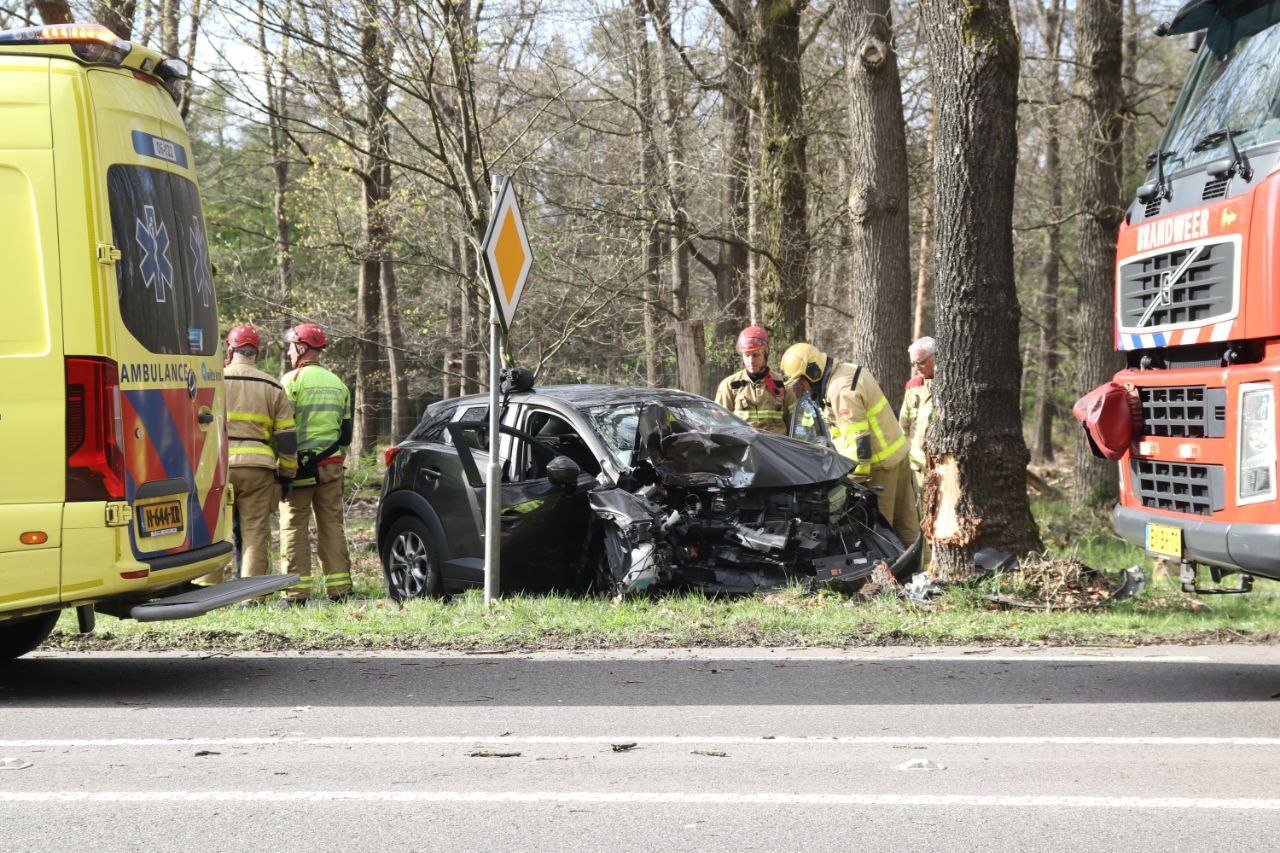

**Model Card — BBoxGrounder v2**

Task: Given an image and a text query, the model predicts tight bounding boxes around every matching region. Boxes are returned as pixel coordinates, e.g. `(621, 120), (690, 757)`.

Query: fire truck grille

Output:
(1130, 459), (1224, 516)
(1138, 385), (1227, 438)
(1119, 240), (1235, 330)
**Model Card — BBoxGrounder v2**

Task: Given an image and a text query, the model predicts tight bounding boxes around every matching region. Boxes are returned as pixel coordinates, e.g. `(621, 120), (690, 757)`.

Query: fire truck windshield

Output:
(1159, 12), (1280, 175)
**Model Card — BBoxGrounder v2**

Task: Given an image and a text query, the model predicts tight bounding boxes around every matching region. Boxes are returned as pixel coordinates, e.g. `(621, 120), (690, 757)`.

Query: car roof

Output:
(429, 384), (709, 414)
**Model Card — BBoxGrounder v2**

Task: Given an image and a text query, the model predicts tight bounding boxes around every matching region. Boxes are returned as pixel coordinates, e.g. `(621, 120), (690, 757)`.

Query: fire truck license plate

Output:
(139, 500), (184, 537)
(1145, 522), (1182, 559)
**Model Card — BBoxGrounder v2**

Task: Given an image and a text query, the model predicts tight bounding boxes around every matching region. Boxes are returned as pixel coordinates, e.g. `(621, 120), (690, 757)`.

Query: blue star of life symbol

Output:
(189, 216), (213, 307)
(135, 204), (174, 303)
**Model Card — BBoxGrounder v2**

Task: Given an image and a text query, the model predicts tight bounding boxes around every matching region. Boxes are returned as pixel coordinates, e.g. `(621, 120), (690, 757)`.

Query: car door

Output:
(448, 422), (592, 593)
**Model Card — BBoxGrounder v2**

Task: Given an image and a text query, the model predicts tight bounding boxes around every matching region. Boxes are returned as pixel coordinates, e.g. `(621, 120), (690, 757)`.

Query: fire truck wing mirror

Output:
(1207, 156), (1236, 180)
(1136, 180), (1160, 203)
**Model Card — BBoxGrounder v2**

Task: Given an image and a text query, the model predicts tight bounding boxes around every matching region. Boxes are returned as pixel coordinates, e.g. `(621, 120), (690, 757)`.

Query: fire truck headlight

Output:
(1238, 383), (1276, 503)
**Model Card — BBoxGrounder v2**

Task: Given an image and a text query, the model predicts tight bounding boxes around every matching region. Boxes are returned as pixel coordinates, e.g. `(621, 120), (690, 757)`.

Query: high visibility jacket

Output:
(225, 361), (297, 478)
(899, 377), (933, 475)
(821, 361), (907, 476)
(714, 367), (794, 435)
(283, 362), (352, 485)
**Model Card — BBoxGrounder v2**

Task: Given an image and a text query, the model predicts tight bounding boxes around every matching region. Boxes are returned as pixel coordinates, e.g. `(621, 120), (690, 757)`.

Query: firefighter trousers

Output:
(201, 467), (278, 585)
(868, 457), (921, 553)
(280, 461), (352, 599)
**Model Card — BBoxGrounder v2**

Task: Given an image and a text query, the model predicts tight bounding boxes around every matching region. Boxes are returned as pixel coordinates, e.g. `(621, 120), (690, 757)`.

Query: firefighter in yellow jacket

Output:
(714, 326), (794, 435)
(279, 323), (353, 604)
(779, 342), (920, 549)
(202, 325), (296, 587)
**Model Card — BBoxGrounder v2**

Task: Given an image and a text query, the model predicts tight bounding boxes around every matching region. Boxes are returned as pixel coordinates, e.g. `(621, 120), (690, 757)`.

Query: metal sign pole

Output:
(483, 177), (505, 607)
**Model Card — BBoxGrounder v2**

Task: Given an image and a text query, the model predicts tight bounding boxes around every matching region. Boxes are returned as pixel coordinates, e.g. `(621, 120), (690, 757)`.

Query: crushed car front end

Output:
(586, 400), (921, 595)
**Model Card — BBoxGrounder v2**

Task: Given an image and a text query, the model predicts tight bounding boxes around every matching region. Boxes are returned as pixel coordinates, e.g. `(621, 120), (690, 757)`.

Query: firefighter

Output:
(899, 336), (935, 494)
(279, 323), (353, 604)
(199, 325), (296, 589)
(714, 325), (795, 435)
(779, 342), (920, 549)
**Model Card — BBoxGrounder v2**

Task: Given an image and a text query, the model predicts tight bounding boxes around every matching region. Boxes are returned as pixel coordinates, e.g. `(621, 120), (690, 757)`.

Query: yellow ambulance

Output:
(0, 24), (293, 660)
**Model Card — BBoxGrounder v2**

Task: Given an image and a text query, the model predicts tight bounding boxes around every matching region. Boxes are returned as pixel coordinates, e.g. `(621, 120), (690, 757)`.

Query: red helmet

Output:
(225, 324), (261, 351)
(736, 325), (769, 354)
(286, 323), (327, 349)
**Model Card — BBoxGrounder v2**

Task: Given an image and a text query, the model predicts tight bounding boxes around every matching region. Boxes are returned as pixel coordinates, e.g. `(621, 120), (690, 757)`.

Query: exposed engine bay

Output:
(587, 403), (921, 595)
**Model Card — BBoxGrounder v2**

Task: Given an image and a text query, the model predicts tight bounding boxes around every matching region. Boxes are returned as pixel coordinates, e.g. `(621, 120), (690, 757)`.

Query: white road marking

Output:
(4, 735), (1280, 748)
(2, 791), (1280, 810)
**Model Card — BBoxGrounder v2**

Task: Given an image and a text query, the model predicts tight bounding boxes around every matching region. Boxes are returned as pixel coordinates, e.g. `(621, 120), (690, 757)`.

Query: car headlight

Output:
(1238, 382), (1275, 503)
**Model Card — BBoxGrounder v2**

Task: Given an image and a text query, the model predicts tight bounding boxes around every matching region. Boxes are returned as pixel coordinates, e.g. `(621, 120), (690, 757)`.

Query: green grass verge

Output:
(43, 489), (1280, 652)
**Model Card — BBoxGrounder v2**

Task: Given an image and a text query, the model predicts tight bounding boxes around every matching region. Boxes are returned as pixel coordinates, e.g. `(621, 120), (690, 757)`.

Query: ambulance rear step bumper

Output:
(130, 574), (299, 622)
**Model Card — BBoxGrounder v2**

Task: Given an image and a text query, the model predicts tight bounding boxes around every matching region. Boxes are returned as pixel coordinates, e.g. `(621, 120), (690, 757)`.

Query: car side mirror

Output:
(546, 455), (581, 489)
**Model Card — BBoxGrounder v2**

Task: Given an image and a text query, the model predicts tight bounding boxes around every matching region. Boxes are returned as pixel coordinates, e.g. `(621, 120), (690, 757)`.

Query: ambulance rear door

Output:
(87, 67), (225, 565)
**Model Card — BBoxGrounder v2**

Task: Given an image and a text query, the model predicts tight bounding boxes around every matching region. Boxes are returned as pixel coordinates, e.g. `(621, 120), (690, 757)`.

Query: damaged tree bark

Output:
(918, 0), (1042, 579)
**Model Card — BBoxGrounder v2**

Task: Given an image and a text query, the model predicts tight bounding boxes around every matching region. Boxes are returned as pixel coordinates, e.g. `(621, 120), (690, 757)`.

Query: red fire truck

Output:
(1076, 0), (1280, 594)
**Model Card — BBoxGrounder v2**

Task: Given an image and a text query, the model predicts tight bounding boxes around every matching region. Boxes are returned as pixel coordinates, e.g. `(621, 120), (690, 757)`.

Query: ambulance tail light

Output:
(0, 23), (130, 65)
(66, 357), (126, 502)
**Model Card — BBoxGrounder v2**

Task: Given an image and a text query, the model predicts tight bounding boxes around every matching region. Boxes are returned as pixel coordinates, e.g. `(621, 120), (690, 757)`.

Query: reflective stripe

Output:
(741, 410), (783, 419)
(228, 411), (271, 440)
(325, 573), (351, 582)
(229, 445), (277, 458)
(275, 418), (295, 430)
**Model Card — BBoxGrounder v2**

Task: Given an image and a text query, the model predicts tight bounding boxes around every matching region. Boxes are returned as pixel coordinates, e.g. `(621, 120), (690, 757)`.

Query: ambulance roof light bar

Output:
(0, 23), (131, 65)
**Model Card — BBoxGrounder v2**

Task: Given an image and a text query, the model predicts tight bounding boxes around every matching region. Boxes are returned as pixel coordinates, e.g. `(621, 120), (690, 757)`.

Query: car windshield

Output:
(1158, 4), (1280, 175)
(585, 399), (746, 469)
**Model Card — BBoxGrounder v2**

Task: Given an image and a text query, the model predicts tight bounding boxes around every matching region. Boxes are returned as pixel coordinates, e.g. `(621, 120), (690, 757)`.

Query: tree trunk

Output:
(752, 0), (809, 343)
(259, 0), (292, 307)
(631, 0), (663, 387)
(462, 258), (482, 395)
(352, 231), (382, 458)
(674, 320), (706, 395)
(913, 100), (935, 341)
(176, 0), (203, 118)
(159, 0), (178, 55)
(351, 4), (393, 457)
(380, 255), (410, 440)
(918, 0), (1043, 579)
(716, 0), (751, 364)
(1073, 0), (1125, 506)
(1031, 0), (1064, 464)
(1122, 0), (1139, 188)
(647, 0), (692, 330)
(35, 2), (73, 25)
(444, 239), (462, 399)
(840, 0), (913, 414)
(92, 1), (137, 38)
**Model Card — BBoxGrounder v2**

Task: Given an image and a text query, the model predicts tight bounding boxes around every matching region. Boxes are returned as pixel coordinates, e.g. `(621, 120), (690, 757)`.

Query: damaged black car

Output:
(376, 380), (922, 599)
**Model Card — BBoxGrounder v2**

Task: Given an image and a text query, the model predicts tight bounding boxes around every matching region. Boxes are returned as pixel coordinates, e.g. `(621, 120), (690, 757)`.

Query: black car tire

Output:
(0, 611), (60, 662)
(382, 515), (443, 601)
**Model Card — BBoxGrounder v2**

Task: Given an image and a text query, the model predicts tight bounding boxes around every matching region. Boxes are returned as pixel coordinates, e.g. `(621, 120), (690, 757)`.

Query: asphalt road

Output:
(2, 646), (1279, 851)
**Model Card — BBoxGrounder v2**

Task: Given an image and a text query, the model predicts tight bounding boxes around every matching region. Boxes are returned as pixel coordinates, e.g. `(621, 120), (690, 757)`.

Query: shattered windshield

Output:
(585, 400), (745, 469)
(1158, 8), (1280, 174)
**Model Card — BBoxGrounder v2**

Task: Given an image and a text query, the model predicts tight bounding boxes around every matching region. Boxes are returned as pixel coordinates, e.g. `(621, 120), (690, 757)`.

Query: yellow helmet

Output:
(779, 342), (827, 387)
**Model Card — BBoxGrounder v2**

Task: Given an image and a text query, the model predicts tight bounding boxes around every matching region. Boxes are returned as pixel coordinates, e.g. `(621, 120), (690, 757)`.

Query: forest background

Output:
(18, 0), (1195, 573)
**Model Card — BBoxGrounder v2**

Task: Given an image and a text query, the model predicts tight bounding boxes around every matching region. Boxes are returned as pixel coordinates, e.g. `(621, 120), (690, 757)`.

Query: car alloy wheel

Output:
(388, 529), (434, 599)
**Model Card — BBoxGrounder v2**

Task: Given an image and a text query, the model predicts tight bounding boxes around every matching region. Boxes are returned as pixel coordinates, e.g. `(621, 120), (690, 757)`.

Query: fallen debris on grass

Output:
(984, 555), (1146, 611)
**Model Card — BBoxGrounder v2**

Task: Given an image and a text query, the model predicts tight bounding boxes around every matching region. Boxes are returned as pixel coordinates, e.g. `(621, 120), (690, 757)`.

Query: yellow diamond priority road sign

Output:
(481, 176), (533, 332)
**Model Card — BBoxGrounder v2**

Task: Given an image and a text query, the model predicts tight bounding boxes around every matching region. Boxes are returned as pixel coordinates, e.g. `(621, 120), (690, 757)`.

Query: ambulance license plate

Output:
(1145, 522), (1182, 559)
(139, 500), (184, 537)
